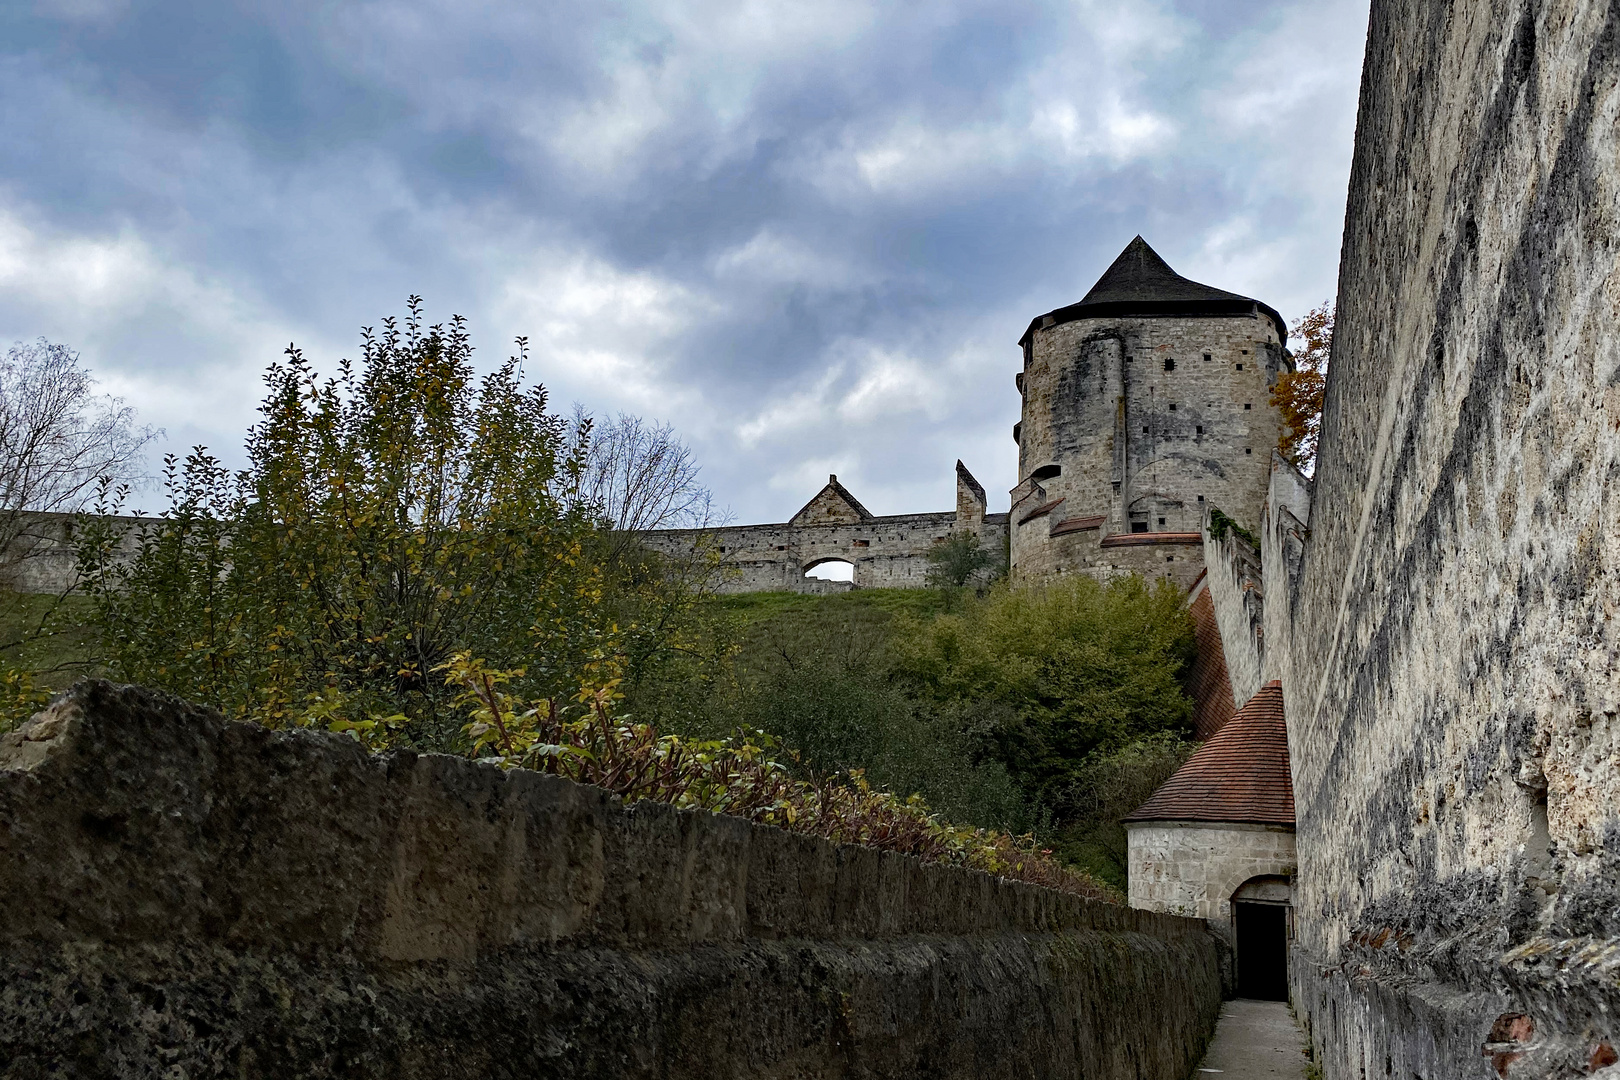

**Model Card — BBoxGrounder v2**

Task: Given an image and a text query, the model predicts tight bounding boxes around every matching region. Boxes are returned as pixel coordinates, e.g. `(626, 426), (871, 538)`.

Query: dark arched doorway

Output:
(1232, 876), (1291, 1000)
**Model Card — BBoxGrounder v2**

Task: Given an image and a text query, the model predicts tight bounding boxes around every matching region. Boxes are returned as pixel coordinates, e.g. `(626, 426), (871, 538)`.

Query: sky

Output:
(0, 0), (1370, 525)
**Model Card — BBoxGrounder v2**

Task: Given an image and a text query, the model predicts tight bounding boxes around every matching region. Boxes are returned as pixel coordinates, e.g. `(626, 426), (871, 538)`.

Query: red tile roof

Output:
(1050, 514), (1105, 536)
(1099, 531), (1202, 547)
(1124, 681), (1294, 826)
(1186, 582), (1236, 740)
(1018, 497), (1065, 525)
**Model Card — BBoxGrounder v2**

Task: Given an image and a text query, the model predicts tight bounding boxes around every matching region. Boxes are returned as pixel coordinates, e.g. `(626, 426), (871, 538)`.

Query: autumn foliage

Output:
(443, 652), (1118, 903)
(1272, 302), (1333, 471)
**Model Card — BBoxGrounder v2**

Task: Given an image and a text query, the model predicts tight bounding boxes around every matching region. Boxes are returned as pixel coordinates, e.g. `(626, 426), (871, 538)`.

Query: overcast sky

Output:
(2, 0), (1369, 523)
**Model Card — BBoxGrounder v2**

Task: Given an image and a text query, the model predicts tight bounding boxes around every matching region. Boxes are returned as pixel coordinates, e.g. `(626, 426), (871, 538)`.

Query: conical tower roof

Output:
(1019, 236), (1285, 345)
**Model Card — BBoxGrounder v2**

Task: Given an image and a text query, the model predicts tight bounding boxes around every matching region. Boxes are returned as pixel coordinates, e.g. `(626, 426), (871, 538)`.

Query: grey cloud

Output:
(0, 0), (1366, 522)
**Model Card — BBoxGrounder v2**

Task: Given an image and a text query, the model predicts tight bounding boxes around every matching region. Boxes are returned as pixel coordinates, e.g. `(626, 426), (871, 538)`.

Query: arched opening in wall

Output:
(1232, 875), (1292, 1001)
(803, 558), (854, 582)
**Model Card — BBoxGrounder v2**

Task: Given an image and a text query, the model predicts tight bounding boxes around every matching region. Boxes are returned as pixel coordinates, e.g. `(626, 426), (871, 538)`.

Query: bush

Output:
(893, 574), (1196, 806)
(443, 652), (1115, 902)
(76, 300), (614, 749)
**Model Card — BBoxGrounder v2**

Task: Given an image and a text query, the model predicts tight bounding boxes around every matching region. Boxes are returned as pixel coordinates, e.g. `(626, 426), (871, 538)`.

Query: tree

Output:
(572, 408), (719, 539)
(924, 531), (999, 589)
(77, 299), (615, 749)
(894, 574), (1196, 806)
(0, 339), (155, 662)
(1272, 302), (1332, 471)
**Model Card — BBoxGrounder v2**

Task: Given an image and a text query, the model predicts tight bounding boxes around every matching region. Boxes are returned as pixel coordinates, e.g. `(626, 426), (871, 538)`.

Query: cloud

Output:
(0, 0), (1371, 522)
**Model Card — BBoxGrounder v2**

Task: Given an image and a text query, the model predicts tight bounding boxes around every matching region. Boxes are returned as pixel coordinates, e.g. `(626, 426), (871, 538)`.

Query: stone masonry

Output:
(0, 680), (1223, 1078)
(1269, 0), (1620, 1074)
(1009, 239), (1290, 590)
(642, 462), (1008, 594)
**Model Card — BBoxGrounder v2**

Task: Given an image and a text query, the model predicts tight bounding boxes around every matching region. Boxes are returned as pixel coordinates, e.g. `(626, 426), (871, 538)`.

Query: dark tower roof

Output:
(1018, 236), (1286, 346)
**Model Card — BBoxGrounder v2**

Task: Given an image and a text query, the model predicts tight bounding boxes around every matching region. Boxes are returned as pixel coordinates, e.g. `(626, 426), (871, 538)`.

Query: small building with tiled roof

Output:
(1124, 680), (1297, 999)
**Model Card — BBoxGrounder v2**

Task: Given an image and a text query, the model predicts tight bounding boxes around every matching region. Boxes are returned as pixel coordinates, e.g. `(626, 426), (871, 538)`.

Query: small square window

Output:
(1158, 517), (1166, 526)
(1142, 426), (1149, 434)
(1164, 358), (1176, 372)
(1241, 349), (1250, 354)
(1197, 495), (1205, 503)
(1166, 555), (1175, 563)
(1126, 356), (1134, 363)
(1196, 425), (1203, 434)
(1169, 403), (1177, 411)
(1245, 448), (1252, 455)
(1244, 403), (1252, 410)
(1236, 364), (1244, 371)
(1203, 353), (1212, 362)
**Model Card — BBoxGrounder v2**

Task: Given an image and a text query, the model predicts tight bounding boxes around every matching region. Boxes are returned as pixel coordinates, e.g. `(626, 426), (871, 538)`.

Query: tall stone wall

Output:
(1200, 508), (1265, 710)
(0, 681), (1223, 1078)
(1282, 0), (1620, 1074)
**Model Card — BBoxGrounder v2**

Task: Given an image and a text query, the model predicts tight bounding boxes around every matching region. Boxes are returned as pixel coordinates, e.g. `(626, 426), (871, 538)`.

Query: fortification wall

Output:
(643, 512), (1010, 593)
(0, 681), (1222, 1078)
(1199, 509), (1264, 709)
(1284, 0), (1620, 1074)
(0, 511), (144, 594)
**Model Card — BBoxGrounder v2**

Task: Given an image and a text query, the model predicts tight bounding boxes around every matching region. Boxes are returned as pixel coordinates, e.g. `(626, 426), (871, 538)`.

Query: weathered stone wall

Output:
(1282, 0), (1620, 1073)
(1200, 508), (1265, 709)
(642, 510), (1010, 593)
(1010, 312), (1286, 585)
(1125, 821), (1296, 948)
(0, 511), (144, 595)
(0, 681), (1223, 1078)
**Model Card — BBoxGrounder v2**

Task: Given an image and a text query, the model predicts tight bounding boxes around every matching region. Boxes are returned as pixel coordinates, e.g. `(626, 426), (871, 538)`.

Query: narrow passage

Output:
(1192, 999), (1309, 1079)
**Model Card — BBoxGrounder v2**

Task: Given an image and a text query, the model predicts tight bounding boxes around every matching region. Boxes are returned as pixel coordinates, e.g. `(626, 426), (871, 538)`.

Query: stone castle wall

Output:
(1200, 505), (1265, 710)
(642, 510), (1009, 594)
(0, 680), (1223, 1078)
(1010, 312), (1286, 584)
(1125, 821), (1296, 948)
(1279, 0), (1620, 1073)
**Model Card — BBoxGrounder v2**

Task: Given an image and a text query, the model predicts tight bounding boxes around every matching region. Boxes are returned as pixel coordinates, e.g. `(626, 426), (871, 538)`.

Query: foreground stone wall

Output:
(0, 681), (1221, 1079)
(1282, 0), (1620, 1074)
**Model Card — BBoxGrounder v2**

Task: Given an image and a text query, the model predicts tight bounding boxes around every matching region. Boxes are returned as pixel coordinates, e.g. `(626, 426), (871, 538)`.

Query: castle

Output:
(649, 235), (1290, 599)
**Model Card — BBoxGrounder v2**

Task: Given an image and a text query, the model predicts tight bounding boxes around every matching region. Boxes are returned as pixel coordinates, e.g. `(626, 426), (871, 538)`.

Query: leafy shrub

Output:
(894, 574), (1196, 806)
(1044, 733), (1200, 889)
(442, 652), (1116, 902)
(75, 300), (614, 750)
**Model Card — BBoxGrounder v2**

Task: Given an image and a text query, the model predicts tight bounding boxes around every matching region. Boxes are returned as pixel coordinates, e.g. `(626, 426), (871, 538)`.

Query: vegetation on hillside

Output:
(3, 302), (1204, 898)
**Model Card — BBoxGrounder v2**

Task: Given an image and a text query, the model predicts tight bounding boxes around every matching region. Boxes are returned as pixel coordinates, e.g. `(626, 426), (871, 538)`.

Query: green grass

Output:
(704, 587), (955, 624)
(0, 590), (102, 690)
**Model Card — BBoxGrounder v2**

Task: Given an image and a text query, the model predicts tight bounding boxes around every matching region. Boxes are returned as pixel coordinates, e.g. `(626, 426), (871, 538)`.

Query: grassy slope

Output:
(0, 591), (101, 690)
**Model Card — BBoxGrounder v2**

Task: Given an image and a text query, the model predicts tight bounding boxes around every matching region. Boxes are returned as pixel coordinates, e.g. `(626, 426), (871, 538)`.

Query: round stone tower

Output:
(1009, 236), (1289, 584)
